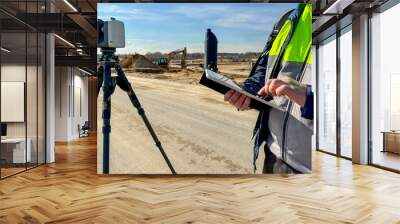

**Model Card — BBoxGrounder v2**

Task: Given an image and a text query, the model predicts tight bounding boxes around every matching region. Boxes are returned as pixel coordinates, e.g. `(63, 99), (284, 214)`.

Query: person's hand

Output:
(258, 76), (307, 107)
(224, 89), (251, 111)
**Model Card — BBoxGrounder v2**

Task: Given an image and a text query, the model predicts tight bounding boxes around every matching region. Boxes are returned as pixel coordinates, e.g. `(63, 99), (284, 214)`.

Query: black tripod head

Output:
(97, 48), (118, 97)
(97, 47), (132, 96)
(99, 47), (118, 62)
(97, 17), (125, 95)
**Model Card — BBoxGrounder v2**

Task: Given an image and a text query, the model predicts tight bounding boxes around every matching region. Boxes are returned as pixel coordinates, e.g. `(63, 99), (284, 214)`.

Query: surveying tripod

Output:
(97, 47), (176, 175)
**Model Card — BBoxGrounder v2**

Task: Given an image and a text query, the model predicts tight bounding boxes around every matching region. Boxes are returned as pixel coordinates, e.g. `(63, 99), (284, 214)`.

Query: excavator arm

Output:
(154, 47), (187, 69)
(166, 47), (187, 69)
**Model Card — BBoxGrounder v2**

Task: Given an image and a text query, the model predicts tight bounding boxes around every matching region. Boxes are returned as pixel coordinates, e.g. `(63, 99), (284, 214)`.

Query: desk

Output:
(382, 131), (400, 154)
(1, 138), (31, 163)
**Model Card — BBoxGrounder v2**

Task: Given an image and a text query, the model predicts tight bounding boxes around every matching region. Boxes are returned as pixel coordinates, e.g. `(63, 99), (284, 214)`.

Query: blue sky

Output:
(98, 3), (297, 54)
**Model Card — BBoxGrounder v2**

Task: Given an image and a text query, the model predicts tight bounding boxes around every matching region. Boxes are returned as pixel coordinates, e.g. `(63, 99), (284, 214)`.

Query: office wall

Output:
(74, 71), (89, 137)
(1, 64), (27, 138)
(55, 66), (69, 141)
(55, 67), (89, 141)
(1, 62), (46, 153)
(1, 0), (48, 179)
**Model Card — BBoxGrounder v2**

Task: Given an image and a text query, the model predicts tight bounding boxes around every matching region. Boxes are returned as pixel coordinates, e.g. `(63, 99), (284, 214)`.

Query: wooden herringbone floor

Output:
(1, 135), (400, 223)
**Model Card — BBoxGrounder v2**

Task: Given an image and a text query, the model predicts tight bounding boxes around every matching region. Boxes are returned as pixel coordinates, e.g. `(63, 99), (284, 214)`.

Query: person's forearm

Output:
(283, 85), (307, 107)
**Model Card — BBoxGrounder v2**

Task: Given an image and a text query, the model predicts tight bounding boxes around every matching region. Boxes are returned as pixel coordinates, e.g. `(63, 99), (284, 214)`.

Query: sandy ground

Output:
(129, 62), (252, 85)
(97, 65), (267, 174)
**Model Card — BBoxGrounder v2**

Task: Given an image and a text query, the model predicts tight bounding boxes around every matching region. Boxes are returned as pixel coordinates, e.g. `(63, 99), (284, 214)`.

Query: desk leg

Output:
(382, 133), (386, 153)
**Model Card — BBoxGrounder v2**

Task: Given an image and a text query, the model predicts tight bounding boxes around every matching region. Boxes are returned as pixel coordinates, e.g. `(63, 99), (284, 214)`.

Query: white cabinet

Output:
(1, 138), (32, 163)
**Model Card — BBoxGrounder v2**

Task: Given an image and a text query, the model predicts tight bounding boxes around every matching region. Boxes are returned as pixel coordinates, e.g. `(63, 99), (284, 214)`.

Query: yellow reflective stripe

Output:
(307, 49), (311, 64)
(269, 20), (291, 56)
(282, 3), (312, 63)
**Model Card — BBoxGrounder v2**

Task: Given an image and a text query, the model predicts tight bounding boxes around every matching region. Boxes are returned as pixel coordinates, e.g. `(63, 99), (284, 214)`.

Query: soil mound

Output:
(120, 54), (161, 70)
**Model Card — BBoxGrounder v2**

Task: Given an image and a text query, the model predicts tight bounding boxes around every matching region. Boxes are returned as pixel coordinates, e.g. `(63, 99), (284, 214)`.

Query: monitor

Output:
(1, 123), (7, 137)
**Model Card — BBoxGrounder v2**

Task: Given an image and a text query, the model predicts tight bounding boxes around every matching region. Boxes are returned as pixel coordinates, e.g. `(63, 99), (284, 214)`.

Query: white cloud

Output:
(97, 4), (295, 53)
(98, 4), (168, 22)
(99, 4), (290, 30)
(98, 5), (145, 15)
(168, 5), (284, 31)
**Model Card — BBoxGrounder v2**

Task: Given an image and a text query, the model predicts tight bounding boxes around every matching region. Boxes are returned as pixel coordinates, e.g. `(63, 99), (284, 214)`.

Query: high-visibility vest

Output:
(250, 3), (312, 173)
(244, 9), (294, 97)
(269, 3), (312, 114)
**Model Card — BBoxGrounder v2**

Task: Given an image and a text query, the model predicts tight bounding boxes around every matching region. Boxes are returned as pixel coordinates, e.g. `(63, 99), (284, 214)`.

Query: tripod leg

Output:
(102, 64), (112, 174)
(115, 65), (177, 175)
(97, 65), (104, 97)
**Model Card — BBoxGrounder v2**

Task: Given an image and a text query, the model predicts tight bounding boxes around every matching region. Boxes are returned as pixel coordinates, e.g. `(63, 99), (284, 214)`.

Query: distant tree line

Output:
(112, 52), (262, 62)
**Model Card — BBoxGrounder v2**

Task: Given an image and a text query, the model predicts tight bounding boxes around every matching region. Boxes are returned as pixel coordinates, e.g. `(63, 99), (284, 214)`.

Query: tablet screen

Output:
(205, 69), (284, 111)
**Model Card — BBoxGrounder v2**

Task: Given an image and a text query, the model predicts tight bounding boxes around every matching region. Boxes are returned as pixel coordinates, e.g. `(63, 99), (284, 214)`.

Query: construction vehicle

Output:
(153, 47), (187, 69)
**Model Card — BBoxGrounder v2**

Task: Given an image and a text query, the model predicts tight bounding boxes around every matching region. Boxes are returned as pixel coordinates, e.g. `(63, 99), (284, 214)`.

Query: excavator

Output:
(153, 47), (187, 70)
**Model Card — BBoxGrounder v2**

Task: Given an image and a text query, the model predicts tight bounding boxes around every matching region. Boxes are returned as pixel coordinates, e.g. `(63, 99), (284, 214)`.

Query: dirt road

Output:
(98, 76), (265, 174)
